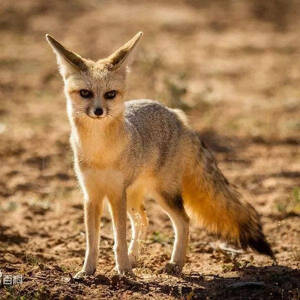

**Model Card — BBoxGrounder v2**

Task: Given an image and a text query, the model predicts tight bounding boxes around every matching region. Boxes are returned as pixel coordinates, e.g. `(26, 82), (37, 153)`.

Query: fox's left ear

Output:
(107, 31), (143, 71)
(45, 34), (87, 78)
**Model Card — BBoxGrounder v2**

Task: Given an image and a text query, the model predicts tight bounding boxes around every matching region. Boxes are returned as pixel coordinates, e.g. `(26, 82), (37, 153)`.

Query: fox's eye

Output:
(79, 89), (93, 99)
(104, 90), (117, 100)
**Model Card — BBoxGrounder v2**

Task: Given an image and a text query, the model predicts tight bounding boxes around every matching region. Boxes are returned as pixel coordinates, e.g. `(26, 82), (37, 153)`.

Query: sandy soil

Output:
(0, 0), (299, 299)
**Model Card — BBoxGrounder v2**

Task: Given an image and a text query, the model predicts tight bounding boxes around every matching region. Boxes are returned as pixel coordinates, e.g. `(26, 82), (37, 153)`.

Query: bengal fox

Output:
(46, 32), (274, 278)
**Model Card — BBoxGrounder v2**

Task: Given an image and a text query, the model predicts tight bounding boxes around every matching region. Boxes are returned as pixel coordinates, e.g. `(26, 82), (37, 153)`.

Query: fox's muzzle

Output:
(86, 106), (106, 118)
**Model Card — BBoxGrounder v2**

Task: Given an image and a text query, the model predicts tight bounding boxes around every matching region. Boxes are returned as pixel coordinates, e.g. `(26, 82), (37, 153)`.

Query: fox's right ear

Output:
(45, 34), (87, 77)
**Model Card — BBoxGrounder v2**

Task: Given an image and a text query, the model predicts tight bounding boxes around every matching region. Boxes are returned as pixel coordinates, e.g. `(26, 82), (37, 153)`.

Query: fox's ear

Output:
(107, 32), (143, 71)
(45, 34), (87, 77)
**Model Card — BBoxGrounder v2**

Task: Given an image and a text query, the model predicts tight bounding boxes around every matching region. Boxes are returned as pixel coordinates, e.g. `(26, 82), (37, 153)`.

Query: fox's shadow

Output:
(78, 265), (299, 299)
(179, 265), (300, 299)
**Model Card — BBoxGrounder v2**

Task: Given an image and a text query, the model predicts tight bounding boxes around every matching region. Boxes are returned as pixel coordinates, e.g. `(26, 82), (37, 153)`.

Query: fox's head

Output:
(46, 32), (142, 121)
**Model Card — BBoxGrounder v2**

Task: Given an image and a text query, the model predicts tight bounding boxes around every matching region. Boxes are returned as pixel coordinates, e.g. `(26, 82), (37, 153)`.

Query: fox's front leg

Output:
(108, 191), (132, 275)
(77, 199), (103, 278)
(74, 199), (103, 278)
(74, 168), (104, 279)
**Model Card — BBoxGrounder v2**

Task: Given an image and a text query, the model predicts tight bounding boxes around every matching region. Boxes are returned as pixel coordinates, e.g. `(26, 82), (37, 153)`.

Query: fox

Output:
(46, 32), (274, 278)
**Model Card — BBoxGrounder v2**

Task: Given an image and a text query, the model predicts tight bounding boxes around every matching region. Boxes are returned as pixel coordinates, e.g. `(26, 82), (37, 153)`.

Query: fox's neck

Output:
(69, 108), (127, 169)
(73, 114), (125, 143)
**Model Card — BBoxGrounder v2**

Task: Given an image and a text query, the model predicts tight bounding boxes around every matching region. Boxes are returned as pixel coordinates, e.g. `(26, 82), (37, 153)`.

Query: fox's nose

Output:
(94, 107), (103, 116)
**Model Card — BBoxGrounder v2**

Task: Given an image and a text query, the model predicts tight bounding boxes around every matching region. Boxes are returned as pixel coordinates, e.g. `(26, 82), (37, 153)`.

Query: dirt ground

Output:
(0, 0), (299, 299)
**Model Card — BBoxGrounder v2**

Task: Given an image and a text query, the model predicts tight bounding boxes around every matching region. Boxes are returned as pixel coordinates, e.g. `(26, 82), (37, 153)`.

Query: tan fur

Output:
(183, 165), (250, 241)
(46, 32), (274, 278)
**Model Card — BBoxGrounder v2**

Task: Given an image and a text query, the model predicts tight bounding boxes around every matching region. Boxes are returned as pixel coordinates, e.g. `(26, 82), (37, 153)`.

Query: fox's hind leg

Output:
(156, 192), (190, 274)
(127, 189), (149, 266)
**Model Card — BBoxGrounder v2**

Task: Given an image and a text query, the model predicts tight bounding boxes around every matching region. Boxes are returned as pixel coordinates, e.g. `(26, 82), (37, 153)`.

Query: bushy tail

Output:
(182, 134), (274, 259)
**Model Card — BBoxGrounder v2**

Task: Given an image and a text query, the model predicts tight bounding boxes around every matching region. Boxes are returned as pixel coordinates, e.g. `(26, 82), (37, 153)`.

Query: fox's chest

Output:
(78, 140), (118, 170)
(70, 130), (124, 170)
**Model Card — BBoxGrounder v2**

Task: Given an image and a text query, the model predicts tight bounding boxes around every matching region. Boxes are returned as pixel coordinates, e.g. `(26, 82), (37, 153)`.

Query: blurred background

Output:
(0, 0), (299, 299)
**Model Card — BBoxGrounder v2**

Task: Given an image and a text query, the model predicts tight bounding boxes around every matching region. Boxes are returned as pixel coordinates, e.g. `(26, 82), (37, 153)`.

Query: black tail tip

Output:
(248, 236), (276, 261)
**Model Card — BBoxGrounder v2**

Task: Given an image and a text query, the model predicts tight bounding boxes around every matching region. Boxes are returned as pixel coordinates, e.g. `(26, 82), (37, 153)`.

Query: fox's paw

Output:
(74, 268), (95, 280)
(117, 267), (134, 277)
(162, 263), (182, 275)
(116, 264), (134, 277)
